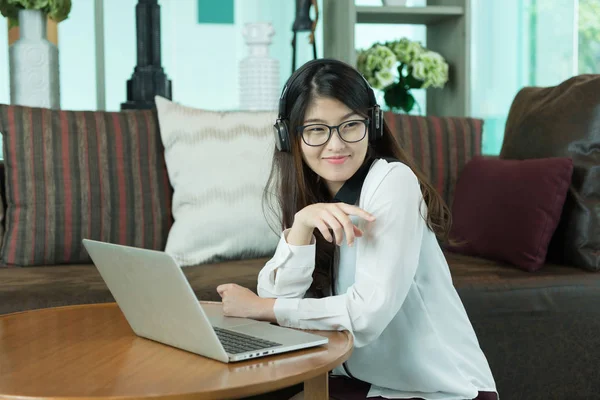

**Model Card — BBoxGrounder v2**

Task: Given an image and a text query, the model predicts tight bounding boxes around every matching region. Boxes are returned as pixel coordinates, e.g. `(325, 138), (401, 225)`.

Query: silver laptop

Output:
(82, 239), (328, 363)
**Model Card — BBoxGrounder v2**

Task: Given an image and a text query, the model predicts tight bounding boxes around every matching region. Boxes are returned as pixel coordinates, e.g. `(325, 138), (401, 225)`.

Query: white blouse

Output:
(257, 159), (498, 400)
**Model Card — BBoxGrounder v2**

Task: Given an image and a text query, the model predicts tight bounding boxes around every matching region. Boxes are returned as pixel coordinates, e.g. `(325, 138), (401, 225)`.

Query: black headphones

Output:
(273, 58), (384, 152)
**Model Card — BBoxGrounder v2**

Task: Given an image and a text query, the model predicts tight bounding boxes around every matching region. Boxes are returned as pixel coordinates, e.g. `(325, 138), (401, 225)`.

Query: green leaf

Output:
(383, 84), (417, 114)
(403, 92), (415, 113)
(0, 0), (71, 23)
(404, 72), (424, 89)
(18, 0), (48, 9)
(30, 0), (49, 10)
(397, 63), (405, 75)
(0, 0), (21, 21)
(48, 0), (71, 22)
(383, 83), (408, 111)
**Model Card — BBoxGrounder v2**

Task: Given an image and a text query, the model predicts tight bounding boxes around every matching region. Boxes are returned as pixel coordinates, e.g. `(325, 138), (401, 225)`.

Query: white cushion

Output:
(154, 96), (280, 266)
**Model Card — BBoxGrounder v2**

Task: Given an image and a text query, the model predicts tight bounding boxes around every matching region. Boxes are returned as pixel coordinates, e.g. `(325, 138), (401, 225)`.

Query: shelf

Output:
(322, 0), (470, 116)
(356, 6), (464, 25)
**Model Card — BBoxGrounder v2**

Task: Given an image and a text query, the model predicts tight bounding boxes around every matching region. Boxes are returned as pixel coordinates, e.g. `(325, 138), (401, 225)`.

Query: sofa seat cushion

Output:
(446, 250), (600, 315)
(0, 258), (270, 315)
(2, 253), (599, 316)
(447, 251), (599, 291)
(446, 251), (600, 399)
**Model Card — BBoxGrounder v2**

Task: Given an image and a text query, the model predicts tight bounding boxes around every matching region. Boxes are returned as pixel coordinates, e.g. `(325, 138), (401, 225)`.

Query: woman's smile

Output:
(323, 155), (350, 165)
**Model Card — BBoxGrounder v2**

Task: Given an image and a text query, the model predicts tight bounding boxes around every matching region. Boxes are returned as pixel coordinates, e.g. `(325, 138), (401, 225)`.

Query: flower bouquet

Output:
(357, 38), (449, 114)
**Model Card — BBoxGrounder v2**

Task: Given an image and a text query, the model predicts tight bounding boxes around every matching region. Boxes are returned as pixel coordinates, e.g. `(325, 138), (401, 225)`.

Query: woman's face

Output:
(299, 96), (369, 197)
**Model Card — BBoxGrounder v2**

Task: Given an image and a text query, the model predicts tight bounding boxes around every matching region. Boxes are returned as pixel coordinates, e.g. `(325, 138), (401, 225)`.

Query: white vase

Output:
(239, 22), (280, 111)
(9, 9), (60, 109)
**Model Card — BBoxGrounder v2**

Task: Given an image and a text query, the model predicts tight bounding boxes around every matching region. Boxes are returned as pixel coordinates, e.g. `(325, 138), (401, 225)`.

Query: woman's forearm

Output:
(258, 298), (277, 323)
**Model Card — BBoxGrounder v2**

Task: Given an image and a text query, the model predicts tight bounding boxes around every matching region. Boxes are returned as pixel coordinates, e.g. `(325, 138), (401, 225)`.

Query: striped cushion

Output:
(0, 104), (173, 266)
(384, 112), (483, 207)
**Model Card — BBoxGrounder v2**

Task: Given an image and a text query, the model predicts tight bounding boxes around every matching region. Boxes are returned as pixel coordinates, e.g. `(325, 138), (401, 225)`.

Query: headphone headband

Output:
(277, 58), (378, 119)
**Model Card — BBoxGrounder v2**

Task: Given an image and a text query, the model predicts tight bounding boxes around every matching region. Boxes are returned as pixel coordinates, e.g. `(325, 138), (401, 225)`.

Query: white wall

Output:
(0, 0), (425, 158)
(58, 0), (97, 110)
(0, 16), (10, 105)
(5, 0), (577, 125)
(0, 16), (6, 156)
(103, 0), (321, 111)
(1, 0), (428, 113)
(103, 0), (137, 111)
(0, 0), (316, 112)
(158, 0), (318, 111)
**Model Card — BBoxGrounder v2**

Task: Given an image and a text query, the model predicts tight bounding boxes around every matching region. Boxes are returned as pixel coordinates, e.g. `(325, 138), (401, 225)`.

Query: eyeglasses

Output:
(297, 119), (369, 147)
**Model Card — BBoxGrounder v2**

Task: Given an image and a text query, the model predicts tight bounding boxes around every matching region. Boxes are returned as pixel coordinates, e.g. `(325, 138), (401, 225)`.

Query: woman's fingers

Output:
(315, 220), (333, 242)
(321, 213), (344, 246)
(353, 224), (363, 237)
(305, 203), (373, 246)
(337, 203), (376, 221)
(329, 206), (357, 246)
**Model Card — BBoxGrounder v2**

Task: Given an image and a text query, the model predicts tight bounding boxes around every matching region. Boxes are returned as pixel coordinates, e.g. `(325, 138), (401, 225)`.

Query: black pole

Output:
(291, 0), (318, 73)
(121, 0), (172, 110)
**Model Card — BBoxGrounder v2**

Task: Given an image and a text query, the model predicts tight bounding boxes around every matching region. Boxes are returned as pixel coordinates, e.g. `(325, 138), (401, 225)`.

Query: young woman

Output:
(216, 59), (498, 400)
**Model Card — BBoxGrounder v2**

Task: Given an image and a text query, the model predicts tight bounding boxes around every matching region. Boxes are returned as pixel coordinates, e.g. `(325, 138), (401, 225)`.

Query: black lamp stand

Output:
(121, 0), (172, 110)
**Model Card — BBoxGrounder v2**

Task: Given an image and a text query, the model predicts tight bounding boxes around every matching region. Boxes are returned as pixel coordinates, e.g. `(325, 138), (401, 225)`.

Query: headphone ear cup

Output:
(273, 120), (291, 152)
(376, 106), (384, 140)
(369, 105), (384, 142)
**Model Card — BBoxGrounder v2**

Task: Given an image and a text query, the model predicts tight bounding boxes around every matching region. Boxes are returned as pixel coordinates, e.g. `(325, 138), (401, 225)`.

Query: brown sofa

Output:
(2, 246), (599, 400)
(1, 90), (600, 400)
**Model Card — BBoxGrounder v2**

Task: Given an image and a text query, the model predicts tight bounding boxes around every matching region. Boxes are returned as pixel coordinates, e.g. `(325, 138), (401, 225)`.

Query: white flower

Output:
(356, 37), (449, 100)
(375, 70), (395, 89)
(387, 38), (424, 64)
(357, 44), (397, 89)
(411, 50), (449, 88)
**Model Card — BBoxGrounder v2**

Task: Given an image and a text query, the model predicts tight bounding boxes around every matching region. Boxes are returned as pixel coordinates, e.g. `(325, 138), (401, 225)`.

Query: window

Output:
(471, 0), (599, 155)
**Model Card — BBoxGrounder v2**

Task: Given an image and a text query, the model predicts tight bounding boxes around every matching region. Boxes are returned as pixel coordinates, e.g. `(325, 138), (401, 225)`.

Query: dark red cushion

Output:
(448, 156), (573, 272)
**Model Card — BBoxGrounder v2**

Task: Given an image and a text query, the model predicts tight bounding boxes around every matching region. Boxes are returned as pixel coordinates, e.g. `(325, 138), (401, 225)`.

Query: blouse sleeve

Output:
(271, 164), (426, 348)
(256, 229), (316, 299)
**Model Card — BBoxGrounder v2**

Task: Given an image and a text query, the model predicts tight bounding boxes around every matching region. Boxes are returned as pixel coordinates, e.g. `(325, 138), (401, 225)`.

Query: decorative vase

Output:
(9, 9), (60, 109)
(239, 22), (280, 111)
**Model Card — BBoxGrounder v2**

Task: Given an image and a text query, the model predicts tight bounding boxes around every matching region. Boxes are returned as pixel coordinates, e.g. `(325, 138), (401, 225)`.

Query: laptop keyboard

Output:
(213, 327), (282, 355)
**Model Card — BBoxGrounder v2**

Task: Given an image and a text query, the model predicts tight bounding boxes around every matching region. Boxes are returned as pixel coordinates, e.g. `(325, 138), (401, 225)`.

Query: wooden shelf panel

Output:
(356, 6), (464, 25)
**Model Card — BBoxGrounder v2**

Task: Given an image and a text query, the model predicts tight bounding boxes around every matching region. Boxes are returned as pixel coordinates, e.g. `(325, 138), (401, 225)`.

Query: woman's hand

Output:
(216, 283), (276, 322)
(288, 203), (376, 247)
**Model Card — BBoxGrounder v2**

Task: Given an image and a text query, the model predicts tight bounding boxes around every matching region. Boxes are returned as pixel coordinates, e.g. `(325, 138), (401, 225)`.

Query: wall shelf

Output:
(323, 0), (471, 118)
(356, 6), (464, 25)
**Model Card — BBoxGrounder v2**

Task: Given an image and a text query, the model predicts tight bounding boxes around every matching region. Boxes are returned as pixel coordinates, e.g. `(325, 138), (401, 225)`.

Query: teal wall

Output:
(198, 0), (234, 24)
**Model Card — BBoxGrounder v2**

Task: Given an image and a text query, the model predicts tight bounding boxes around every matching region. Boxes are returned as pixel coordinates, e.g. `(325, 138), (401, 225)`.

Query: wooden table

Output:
(0, 302), (353, 400)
